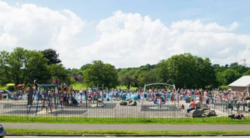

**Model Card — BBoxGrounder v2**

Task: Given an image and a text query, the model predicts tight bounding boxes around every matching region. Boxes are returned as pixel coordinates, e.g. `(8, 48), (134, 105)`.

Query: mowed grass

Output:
(6, 129), (250, 135)
(1, 83), (137, 91)
(0, 85), (7, 90)
(70, 84), (137, 91)
(0, 116), (249, 124)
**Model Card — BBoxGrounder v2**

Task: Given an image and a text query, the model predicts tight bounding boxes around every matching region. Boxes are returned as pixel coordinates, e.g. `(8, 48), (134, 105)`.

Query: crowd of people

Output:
(1, 80), (250, 110)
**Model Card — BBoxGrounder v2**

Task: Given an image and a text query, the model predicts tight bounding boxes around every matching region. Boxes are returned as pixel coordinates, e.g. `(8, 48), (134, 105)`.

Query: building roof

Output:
(229, 75), (250, 87)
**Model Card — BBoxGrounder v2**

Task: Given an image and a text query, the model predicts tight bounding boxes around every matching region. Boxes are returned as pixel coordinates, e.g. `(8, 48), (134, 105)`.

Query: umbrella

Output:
(6, 83), (15, 87)
(17, 84), (25, 87)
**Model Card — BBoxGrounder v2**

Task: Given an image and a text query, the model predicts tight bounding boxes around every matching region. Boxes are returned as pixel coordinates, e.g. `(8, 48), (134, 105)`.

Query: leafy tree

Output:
(137, 70), (157, 87)
(48, 64), (69, 84)
(230, 62), (238, 68)
(155, 60), (168, 83)
(0, 51), (11, 84)
(119, 73), (135, 89)
(83, 60), (118, 88)
(0, 47), (51, 85)
(231, 65), (248, 75)
(243, 69), (250, 75)
(40, 49), (61, 65)
(80, 63), (91, 70)
(25, 50), (51, 84)
(216, 69), (241, 85)
(197, 58), (217, 88)
(165, 53), (216, 89)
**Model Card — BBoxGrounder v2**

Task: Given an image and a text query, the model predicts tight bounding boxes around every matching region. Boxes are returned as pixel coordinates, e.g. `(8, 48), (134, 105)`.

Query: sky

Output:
(1, 0), (250, 68)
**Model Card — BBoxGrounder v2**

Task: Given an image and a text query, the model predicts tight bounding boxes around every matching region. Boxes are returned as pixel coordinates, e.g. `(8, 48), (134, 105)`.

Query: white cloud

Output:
(0, 1), (250, 68)
(0, 1), (84, 62)
(78, 11), (250, 68)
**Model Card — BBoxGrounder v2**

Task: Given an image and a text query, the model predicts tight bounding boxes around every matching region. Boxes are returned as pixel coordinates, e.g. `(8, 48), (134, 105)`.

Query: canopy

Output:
(6, 83), (15, 87)
(229, 76), (250, 87)
(17, 84), (25, 87)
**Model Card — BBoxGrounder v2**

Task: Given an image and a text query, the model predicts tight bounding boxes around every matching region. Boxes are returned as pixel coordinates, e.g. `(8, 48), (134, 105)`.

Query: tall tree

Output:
(0, 51), (11, 83)
(216, 69), (241, 85)
(83, 60), (118, 88)
(119, 73), (135, 89)
(0, 47), (51, 85)
(155, 60), (168, 83)
(48, 64), (69, 84)
(80, 63), (91, 70)
(137, 70), (157, 87)
(40, 49), (61, 65)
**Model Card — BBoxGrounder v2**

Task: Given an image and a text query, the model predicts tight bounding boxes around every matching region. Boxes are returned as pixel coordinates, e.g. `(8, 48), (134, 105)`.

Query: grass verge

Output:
(0, 116), (250, 124)
(6, 129), (250, 135)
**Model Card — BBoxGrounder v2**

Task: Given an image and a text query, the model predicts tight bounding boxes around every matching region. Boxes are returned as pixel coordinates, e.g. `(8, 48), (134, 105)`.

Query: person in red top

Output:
(186, 99), (196, 116)
(54, 78), (58, 86)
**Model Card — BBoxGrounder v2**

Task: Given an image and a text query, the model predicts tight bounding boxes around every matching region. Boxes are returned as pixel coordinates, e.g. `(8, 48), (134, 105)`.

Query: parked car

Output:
(0, 124), (6, 138)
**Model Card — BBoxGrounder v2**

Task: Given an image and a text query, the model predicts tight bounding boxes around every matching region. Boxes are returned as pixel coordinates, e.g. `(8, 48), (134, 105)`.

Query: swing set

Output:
(28, 84), (63, 115)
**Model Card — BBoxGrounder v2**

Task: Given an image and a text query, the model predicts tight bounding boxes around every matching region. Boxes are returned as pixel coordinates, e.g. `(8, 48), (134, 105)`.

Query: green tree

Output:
(0, 47), (51, 85)
(40, 49), (61, 65)
(48, 64), (69, 84)
(231, 65), (248, 75)
(25, 50), (51, 84)
(80, 63), (91, 70)
(137, 70), (157, 87)
(166, 53), (216, 89)
(243, 69), (250, 75)
(216, 69), (241, 85)
(155, 60), (168, 83)
(0, 51), (11, 84)
(83, 60), (118, 88)
(119, 73), (135, 89)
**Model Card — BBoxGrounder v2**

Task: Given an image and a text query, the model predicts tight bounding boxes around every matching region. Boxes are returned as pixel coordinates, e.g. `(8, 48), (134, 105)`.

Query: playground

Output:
(0, 99), (243, 119)
(0, 82), (250, 119)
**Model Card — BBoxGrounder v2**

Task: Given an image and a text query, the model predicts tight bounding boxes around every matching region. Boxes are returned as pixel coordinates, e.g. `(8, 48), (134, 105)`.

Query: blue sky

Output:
(6, 0), (250, 33)
(1, 0), (250, 68)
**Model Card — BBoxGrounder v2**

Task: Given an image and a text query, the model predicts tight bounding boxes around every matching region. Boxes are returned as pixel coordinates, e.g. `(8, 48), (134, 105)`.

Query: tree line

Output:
(1, 47), (250, 90)
(81, 54), (250, 89)
(0, 47), (73, 86)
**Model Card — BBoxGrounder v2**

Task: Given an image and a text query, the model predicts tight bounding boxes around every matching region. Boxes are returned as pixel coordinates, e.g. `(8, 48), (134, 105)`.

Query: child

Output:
(180, 104), (185, 110)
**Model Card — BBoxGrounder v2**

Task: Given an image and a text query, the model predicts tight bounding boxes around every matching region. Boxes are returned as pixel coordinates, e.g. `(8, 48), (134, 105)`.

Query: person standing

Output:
(54, 78), (58, 86)
(34, 79), (39, 91)
(195, 97), (201, 109)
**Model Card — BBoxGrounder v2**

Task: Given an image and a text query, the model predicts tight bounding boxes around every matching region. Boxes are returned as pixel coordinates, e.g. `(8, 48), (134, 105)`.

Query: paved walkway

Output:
(2, 123), (250, 131)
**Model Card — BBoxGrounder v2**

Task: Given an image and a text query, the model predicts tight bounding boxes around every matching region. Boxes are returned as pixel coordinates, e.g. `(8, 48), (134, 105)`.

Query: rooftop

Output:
(229, 75), (250, 87)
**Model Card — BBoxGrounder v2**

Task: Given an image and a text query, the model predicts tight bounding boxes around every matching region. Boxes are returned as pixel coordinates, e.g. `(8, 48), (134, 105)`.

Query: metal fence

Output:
(0, 97), (249, 122)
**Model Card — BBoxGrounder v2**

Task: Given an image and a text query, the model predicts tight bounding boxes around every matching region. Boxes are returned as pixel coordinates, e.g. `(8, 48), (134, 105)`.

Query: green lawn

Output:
(6, 129), (250, 135)
(0, 116), (249, 124)
(1, 83), (137, 91)
(70, 84), (87, 90)
(0, 85), (7, 90)
(70, 83), (137, 91)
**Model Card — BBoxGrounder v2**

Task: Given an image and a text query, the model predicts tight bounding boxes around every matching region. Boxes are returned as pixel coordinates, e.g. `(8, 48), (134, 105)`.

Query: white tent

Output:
(229, 75), (250, 96)
(229, 76), (250, 87)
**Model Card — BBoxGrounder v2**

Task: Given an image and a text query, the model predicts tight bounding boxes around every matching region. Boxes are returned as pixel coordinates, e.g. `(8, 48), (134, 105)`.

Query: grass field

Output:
(0, 85), (7, 90)
(0, 84), (136, 91)
(0, 116), (249, 124)
(70, 84), (137, 91)
(6, 129), (250, 135)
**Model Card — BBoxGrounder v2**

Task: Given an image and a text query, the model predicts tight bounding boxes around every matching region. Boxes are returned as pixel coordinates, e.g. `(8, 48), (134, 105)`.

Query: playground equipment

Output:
(28, 84), (63, 115)
(142, 83), (176, 105)
(88, 85), (105, 107)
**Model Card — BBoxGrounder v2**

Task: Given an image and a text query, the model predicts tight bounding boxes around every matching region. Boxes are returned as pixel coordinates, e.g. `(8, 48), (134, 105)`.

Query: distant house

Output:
(229, 76), (250, 95)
